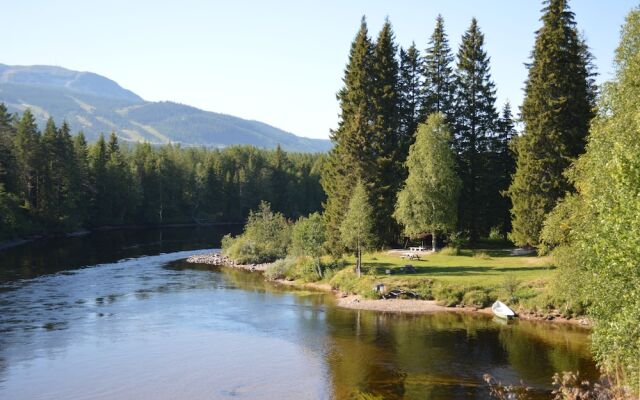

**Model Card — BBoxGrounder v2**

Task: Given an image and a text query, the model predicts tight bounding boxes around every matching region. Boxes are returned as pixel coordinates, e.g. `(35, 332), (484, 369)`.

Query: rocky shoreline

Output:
(185, 252), (270, 271)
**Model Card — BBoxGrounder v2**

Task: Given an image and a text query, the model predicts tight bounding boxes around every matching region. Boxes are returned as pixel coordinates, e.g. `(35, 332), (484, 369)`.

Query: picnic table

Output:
(409, 246), (425, 252)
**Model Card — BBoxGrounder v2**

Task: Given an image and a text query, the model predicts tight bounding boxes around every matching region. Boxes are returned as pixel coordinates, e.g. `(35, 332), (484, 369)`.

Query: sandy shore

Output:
(335, 295), (591, 327)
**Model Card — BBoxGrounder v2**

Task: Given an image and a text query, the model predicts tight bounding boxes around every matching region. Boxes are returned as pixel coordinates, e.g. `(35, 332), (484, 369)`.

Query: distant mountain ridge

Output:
(0, 64), (331, 152)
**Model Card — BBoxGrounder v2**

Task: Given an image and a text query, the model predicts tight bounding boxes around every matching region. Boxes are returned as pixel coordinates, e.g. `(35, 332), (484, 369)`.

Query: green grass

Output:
(353, 249), (554, 286)
(326, 249), (560, 310)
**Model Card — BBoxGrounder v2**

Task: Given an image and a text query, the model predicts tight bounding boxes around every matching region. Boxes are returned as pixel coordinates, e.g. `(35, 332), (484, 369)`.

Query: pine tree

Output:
(369, 18), (402, 246)
(89, 134), (109, 225)
(321, 17), (375, 254)
(13, 109), (42, 211)
(398, 43), (423, 157)
(394, 113), (461, 251)
(421, 15), (455, 122)
(487, 102), (516, 238)
(269, 144), (290, 215)
(106, 133), (135, 224)
(508, 0), (596, 247)
(0, 103), (17, 194)
(452, 18), (499, 240)
(340, 181), (375, 277)
(73, 132), (91, 226)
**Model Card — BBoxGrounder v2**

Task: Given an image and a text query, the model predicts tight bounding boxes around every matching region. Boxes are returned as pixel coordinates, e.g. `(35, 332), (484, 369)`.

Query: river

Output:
(0, 227), (597, 399)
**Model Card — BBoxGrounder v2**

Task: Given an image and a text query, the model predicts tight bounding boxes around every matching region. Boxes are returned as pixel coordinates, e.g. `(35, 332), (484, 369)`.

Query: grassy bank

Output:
(265, 248), (584, 320)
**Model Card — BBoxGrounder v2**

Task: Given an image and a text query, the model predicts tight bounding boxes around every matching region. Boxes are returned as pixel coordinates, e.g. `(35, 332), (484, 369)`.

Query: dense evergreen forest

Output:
(0, 105), (326, 240)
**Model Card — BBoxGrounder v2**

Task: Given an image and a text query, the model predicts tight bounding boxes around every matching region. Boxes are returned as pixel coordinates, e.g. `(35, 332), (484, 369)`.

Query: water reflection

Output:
(0, 231), (596, 399)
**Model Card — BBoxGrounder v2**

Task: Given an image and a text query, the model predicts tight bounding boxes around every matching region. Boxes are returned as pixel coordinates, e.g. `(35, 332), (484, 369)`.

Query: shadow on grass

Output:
(368, 264), (555, 277)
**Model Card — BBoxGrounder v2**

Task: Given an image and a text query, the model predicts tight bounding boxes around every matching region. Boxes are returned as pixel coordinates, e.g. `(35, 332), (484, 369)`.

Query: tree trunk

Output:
(432, 232), (437, 252)
(357, 248), (361, 277)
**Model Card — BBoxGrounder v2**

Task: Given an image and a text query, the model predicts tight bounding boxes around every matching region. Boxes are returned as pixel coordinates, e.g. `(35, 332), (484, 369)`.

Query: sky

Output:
(2, 0), (637, 139)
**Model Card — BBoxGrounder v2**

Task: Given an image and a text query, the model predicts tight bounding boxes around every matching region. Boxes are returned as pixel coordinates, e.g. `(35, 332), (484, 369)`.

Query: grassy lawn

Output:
(329, 249), (560, 309)
(356, 249), (555, 287)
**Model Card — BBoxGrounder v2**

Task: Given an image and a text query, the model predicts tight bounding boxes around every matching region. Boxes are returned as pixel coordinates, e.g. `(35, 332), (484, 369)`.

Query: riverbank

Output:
(189, 251), (592, 328)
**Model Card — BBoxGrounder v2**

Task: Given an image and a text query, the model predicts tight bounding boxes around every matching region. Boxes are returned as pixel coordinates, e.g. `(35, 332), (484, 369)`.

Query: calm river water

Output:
(0, 227), (596, 399)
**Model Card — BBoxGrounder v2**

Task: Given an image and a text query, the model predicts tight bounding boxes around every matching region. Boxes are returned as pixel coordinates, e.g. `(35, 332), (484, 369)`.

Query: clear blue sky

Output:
(3, 1), (637, 139)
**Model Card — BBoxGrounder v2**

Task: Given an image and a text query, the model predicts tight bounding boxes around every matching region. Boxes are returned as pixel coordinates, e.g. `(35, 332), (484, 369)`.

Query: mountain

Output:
(0, 64), (331, 152)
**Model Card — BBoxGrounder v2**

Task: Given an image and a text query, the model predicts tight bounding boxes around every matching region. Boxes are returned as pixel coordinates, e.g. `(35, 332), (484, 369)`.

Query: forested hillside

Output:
(0, 105), (326, 239)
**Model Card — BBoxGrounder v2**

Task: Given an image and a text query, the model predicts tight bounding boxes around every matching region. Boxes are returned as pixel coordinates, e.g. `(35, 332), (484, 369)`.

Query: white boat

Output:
(491, 301), (516, 319)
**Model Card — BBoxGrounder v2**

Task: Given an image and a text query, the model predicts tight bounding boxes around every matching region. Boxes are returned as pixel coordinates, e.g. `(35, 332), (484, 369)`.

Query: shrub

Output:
(462, 289), (494, 308)
(447, 231), (469, 248)
(289, 212), (325, 258)
(264, 257), (296, 281)
(433, 283), (465, 306)
(473, 251), (491, 260)
(488, 226), (504, 241)
(222, 202), (291, 264)
(502, 275), (521, 302)
(440, 246), (461, 256)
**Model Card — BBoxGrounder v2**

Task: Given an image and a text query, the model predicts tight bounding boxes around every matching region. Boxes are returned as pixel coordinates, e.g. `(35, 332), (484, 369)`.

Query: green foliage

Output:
(322, 17), (375, 254)
(508, 0), (596, 247)
(462, 289), (494, 308)
(433, 283), (465, 307)
(543, 7), (640, 391)
(502, 275), (521, 302)
(394, 113), (460, 248)
(439, 246), (461, 256)
(340, 181), (376, 275)
(264, 256), (297, 281)
(398, 43), (423, 155)
(222, 202), (292, 264)
(452, 18), (499, 240)
(290, 212), (326, 258)
(421, 15), (454, 122)
(0, 106), (326, 240)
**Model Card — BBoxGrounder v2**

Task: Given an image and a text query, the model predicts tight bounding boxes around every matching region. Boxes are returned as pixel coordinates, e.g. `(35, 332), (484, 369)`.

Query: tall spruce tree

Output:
(398, 43), (423, 155)
(321, 17), (375, 253)
(73, 132), (91, 226)
(370, 19), (402, 245)
(421, 15), (455, 122)
(0, 104), (17, 194)
(487, 102), (516, 238)
(89, 134), (109, 225)
(452, 18), (499, 240)
(508, 0), (596, 247)
(14, 109), (42, 211)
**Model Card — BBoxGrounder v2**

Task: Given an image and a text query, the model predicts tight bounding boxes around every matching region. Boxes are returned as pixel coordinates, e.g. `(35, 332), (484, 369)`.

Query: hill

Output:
(0, 64), (331, 152)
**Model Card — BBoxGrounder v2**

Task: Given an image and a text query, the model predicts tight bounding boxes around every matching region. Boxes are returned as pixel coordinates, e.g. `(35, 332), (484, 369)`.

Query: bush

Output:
(502, 275), (521, 302)
(440, 246), (461, 256)
(488, 226), (504, 241)
(462, 289), (494, 308)
(433, 283), (465, 306)
(289, 212), (325, 258)
(264, 257), (297, 281)
(447, 231), (469, 248)
(473, 251), (491, 260)
(222, 202), (292, 264)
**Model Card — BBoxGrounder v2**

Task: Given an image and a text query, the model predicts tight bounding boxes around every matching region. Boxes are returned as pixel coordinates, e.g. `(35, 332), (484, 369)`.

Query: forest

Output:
(0, 107), (326, 239)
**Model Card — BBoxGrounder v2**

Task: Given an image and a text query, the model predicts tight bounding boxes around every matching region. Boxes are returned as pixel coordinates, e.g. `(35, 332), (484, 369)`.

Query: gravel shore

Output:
(185, 252), (270, 271)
